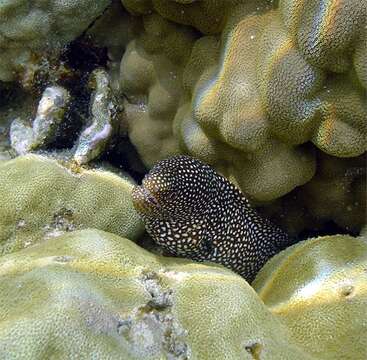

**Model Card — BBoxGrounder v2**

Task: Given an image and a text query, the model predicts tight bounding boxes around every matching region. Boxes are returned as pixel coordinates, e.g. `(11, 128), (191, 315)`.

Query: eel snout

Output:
(132, 184), (161, 217)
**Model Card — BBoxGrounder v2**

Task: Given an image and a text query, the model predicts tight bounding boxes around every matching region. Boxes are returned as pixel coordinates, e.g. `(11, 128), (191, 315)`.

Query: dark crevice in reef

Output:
(101, 138), (148, 183)
(44, 37), (110, 150)
(29, 33), (148, 182)
(0, 82), (19, 107)
(297, 221), (356, 240)
(61, 37), (109, 74)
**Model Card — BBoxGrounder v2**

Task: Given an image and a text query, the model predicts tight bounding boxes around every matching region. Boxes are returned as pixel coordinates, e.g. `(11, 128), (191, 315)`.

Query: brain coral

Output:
(0, 0), (110, 82)
(0, 229), (366, 359)
(253, 233), (367, 360)
(0, 154), (143, 255)
(121, 1), (366, 202)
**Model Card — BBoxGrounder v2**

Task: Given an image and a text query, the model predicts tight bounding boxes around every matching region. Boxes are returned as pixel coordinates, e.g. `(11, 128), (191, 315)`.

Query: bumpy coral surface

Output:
(0, 0), (110, 82)
(298, 152), (366, 233)
(1, 229), (366, 359)
(253, 234), (367, 360)
(0, 154), (143, 255)
(0, 228), (317, 359)
(120, 14), (197, 167)
(259, 152), (366, 237)
(121, 0), (261, 34)
(121, 0), (366, 202)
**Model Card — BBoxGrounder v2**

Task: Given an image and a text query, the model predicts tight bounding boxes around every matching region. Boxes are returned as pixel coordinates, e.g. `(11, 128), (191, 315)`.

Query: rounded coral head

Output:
(132, 155), (219, 221)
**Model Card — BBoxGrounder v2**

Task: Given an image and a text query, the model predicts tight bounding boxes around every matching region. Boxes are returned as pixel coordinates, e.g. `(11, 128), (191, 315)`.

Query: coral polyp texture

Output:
(0, 154), (143, 255)
(0, 0), (110, 82)
(0, 230), (366, 359)
(121, 0), (263, 34)
(0, 1), (366, 358)
(253, 234), (367, 360)
(259, 152), (366, 237)
(120, 14), (197, 167)
(121, 0), (366, 202)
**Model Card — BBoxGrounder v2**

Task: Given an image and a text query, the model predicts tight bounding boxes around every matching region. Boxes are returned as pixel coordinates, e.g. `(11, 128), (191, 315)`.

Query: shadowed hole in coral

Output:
(245, 342), (262, 360)
(340, 285), (354, 298)
(101, 139), (148, 183)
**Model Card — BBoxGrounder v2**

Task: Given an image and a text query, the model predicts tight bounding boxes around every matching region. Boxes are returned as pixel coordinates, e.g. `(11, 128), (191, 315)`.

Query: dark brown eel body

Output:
(132, 155), (290, 282)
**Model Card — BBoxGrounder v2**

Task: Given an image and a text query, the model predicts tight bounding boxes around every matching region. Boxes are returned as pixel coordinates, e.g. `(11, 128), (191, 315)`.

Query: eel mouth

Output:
(132, 184), (161, 216)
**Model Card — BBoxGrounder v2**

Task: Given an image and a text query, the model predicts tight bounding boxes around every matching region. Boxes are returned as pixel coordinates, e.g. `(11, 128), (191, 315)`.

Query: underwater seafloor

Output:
(0, 0), (366, 359)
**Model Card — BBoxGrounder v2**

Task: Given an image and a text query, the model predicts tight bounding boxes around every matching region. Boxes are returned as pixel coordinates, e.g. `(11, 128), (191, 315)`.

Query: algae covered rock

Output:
(0, 0), (110, 82)
(0, 154), (143, 255)
(253, 234), (367, 360)
(0, 228), (312, 360)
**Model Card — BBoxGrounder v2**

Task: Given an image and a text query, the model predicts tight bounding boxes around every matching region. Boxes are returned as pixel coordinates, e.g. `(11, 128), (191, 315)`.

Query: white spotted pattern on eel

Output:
(132, 155), (290, 282)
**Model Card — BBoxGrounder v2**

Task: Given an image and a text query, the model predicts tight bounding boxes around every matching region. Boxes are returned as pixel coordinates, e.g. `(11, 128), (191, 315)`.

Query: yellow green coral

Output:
(0, 229), (366, 359)
(121, 0), (257, 34)
(121, 1), (366, 202)
(120, 14), (197, 167)
(253, 233), (367, 360)
(0, 154), (143, 255)
(258, 152), (366, 237)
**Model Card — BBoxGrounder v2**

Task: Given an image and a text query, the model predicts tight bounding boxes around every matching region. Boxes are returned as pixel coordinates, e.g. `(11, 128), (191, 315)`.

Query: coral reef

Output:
(0, 154), (143, 255)
(0, 1), (366, 357)
(119, 13), (197, 167)
(0, 0), (110, 83)
(121, 0), (270, 34)
(253, 233), (367, 360)
(259, 152), (366, 237)
(121, 0), (366, 202)
(9, 68), (121, 164)
(0, 229), (366, 359)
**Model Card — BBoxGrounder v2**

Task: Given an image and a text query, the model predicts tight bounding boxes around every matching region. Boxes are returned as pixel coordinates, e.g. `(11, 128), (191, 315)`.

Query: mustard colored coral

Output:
(121, 0), (256, 34)
(0, 229), (310, 360)
(0, 154), (143, 255)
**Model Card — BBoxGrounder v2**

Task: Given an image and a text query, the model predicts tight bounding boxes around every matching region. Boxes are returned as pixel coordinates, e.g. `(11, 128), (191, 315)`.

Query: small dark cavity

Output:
(101, 139), (148, 183)
(297, 221), (356, 241)
(245, 342), (262, 360)
(340, 285), (354, 298)
(61, 37), (109, 73)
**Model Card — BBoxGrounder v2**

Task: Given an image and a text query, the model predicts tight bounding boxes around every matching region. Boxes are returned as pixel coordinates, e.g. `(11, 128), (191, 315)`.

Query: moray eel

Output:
(132, 155), (290, 282)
